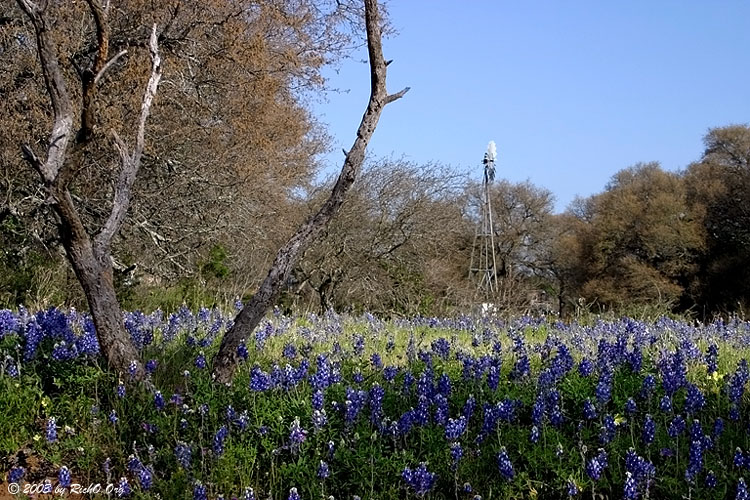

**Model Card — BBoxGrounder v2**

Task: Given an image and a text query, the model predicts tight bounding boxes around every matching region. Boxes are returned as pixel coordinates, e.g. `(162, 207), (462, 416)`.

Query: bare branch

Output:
(385, 86), (410, 104)
(96, 24), (162, 249)
(78, 0), (109, 141)
(16, 0), (74, 181)
(94, 49), (127, 85)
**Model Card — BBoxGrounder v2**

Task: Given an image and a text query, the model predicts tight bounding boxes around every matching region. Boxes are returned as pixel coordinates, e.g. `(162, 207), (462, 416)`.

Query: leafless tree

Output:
(15, 0), (162, 377)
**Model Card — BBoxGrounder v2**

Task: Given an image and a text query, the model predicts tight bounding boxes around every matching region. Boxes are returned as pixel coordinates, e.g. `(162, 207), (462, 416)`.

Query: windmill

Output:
(469, 141), (499, 300)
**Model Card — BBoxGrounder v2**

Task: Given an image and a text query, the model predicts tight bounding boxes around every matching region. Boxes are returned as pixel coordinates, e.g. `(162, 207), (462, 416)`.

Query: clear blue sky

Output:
(312, 1), (750, 212)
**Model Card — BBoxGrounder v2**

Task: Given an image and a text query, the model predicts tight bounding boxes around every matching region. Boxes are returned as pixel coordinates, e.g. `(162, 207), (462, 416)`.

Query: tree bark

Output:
(212, 0), (408, 383)
(16, 0), (162, 378)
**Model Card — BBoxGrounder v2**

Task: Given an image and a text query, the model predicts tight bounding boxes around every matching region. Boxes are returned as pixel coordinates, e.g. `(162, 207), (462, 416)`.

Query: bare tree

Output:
(15, 0), (162, 377)
(212, 0), (408, 383)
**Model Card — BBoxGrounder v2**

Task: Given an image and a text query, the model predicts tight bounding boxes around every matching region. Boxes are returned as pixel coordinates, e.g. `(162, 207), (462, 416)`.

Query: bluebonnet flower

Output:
(684, 384), (705, 414)
(705, 344), (719, 374)
(462, 395), (476, 421)
(434, 394), (449, 426)
(0, 309), (19, 337)
(311, 355), (332, 390)
(595, 367), (613, 405)
(623, 472), (638, 500)
(530, 425), (540, 443)
(237, 341), (249, 361)
(137, 466), (152, 490)
(117, 477), (131, 497)
(705, 470), (717, 488)
(352, 334), (365, 356)
(370, 353), (383, 369)
(154, 391), (165, 410)
(312, 390), (324, 410)
(532, 395), (545, 426)
(660, 395), (672, 413)
(728, 361), (749, 403)
(639, 374), (656, 399)
(642, 414), (656, 445)
(58, 466), (71, 488)
(737, 479), (749, 500)
(497, 447), (515, 480)
(4, 355), (18, 378)
(195, 351), (207, 369)
(736, 448), (746, 468)
(127, 455), (143, 473)
(487, 365), (500, 390)
(402, 463), (437, 496)
(462, 482), (472, 493)
(437, 372), (452, 396)
(242, 487), (256, 500)
(567, 480), (579, 496)
(549, 404), (564, 427)
(250, 366), (271, 392)
(450, 442), (463, 468)
(625, 398), (637, 415)
(600, 415), (616, 444)
(511, 355), (530, 379)
(193, 481), (208, 500)
(213, 425), (229, 455)
(128, 360), (138, 380)
(578, 358), (594, 377)
(713, 417), (725, 438)
(289, 417), (307, 449)
(312, 409), (327, 432)
(175, 441), (191, 469)
(583, 399), (598, 420)
(109, 409), (118, 424)
(685, 439), (703, 482)
(145, 359), (157, 374)
(9, 466), (24, 482)
(432, 337), (450, 359)
(281, 342), (296, 360)
(731, 403), (741, 421)
(586, 456), (604, 481)
(288, 487), (301, 500)
(46, 417), (57, 442)
(317, 460), (330, 479)
(384, 366), (398, 382)
(667, 414), (685, 438)
(445, 416), (467, 441)
(23, 320), (43, 361)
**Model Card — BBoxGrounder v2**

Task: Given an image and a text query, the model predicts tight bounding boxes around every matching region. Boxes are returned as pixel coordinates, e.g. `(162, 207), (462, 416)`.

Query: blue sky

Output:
(312, 1), (750, 212)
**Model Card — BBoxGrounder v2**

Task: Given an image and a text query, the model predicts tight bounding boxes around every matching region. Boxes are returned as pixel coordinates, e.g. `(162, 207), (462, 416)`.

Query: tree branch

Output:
(94, 49), (127, 85)
(95, 24), (162, 249)
(16, 0), (73, 183)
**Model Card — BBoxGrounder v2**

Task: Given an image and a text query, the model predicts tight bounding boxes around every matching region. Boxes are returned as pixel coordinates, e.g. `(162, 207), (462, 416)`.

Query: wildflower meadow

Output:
(2, 306), (750, 499)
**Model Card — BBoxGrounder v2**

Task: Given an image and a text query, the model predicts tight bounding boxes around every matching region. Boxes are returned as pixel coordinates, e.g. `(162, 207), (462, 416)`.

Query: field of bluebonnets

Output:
(2, 306), (750, 499)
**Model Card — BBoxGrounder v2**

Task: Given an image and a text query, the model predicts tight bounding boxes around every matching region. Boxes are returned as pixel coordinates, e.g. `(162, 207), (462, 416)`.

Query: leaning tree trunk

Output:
(16, 0), (162, 378)
(212, 0), (408, 383)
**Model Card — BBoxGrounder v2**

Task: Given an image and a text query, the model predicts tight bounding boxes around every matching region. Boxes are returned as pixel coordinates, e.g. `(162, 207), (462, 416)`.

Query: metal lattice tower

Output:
(469, 141), (499, 299)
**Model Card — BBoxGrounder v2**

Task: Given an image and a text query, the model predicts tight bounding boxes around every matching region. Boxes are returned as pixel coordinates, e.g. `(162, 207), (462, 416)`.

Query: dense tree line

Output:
(2, 2), (749, 321)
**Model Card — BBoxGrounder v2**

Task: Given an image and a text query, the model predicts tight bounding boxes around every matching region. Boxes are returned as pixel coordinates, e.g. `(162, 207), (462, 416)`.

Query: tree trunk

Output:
(59, 218), (140, 375)
(212, 0), (408, 383)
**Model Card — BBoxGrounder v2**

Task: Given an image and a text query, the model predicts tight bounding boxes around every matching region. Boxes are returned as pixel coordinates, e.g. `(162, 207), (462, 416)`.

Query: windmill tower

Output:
(469, 141), (499, 300)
